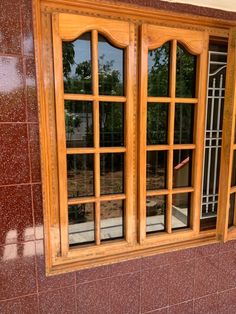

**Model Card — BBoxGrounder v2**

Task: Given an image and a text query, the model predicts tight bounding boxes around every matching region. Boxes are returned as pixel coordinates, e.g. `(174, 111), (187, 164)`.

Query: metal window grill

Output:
(201, 50), (227, 219)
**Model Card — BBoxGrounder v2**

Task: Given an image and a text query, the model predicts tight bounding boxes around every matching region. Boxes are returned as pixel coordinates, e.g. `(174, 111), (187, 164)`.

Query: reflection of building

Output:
(173, 157), (190, 196)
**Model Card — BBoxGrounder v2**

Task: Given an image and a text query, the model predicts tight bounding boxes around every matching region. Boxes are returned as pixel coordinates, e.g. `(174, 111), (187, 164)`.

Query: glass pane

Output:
(146, 151), (167, 190)
(100, 153), (124, 195)
(67, 154), (94, 198)
(68, 203), (95, 246)
(148, 42), (170, 97)
(229, 194), (235, 228)
(173, 150), (192, 188)
(232, 151), (236, 186)
(176, 43), (196, 98)
(98, 34), (124, 96)
(63, 32), (92, 94)
(100, 102), (124, 147)
(172, 193), (190, 230)
(101, 200), (124, 241)
(65, 101), (93, 148)
(174, 103), (194, 144)
(146, 196), (166, 233)
(147, 103), (168, 145)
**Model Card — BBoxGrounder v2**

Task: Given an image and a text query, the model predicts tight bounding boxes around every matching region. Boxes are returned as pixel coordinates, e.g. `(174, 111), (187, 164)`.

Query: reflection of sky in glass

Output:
(98, 35), (123, 80)
(148, 47), (168, 71)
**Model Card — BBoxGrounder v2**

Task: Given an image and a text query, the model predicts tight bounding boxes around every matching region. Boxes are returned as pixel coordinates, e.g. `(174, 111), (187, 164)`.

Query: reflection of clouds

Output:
(0, 57), (22, 93)
(2, 226), (44, 260)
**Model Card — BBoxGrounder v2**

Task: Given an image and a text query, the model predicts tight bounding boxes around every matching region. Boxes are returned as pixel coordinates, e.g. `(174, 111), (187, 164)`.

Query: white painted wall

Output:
(164, 0), (236, 12)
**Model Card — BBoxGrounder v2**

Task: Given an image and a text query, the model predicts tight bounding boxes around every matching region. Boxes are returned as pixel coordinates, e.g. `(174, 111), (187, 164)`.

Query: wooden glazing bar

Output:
(172, 187), (194, 194)
(166, 40), (177, 234)
(92, 30), (101, 245)
(64, 94), (94, 101)
(146, 144), (196, 151)
(66, 147), (126, 154)
(98, 95), (126, 102)
(95, 201), (101, 245)
(147, 97), (198, 104)
(233, 144), (236, 150)
(68, 193), (126, 205)
(146, 189), (168, 196)
(52, 14), (69, 257)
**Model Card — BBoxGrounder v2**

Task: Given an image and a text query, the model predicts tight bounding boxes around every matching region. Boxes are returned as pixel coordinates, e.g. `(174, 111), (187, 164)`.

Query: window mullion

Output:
(92, 30), (101, 245)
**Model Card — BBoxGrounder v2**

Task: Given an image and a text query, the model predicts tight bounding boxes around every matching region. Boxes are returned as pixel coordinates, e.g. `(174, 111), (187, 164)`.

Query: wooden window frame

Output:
(33, 0), (236, 275)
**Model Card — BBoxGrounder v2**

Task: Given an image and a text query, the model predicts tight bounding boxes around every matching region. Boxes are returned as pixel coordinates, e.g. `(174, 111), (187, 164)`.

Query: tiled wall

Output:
(1, 0), (236, 313)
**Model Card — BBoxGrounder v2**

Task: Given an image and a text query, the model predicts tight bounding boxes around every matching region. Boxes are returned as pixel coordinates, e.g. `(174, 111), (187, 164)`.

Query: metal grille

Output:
(201, 50), (227, 219)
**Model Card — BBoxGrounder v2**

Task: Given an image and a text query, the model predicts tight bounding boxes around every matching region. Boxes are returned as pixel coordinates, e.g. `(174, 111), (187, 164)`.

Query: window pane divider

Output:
(68, 194), (126, 205)
(64, 94), (126, 102)
(146, 187), (194, 197)
(146, 144), (196, 151)
(66, 147), (126, 154)
(147, 97), (198, 103)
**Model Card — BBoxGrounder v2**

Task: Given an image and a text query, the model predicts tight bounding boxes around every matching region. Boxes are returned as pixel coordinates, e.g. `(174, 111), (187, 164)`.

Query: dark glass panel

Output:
(146, 151), (167, 190)
(148, 42), (170, 97)
(63, 32), (92, 94)
(69, 203), (95, 246)
(100, 102), (124, 147)
(147, 103), (168, 145)
(172, 193), (190, 230)
(65, 101), (93, 148)
(176, 43), (196, 98)
(229, 194), (235, 228)
(100, 153), (124, 195)
(98, 34), (124, 96)
(231, 151), (236, 187)
(173, 150), (192, 188)
(146, 196), (166, 234)
(101, 200), (124, 241)
(174, 103), (194, 144)
(67, 154), (94, 198)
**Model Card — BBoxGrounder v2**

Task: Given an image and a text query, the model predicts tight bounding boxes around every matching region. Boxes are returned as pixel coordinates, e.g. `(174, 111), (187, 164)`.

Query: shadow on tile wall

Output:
(0, 0), (236, 313)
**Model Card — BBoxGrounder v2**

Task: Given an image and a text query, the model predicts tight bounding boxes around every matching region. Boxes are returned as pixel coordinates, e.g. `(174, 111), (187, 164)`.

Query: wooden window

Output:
(33, 0), (236, 275)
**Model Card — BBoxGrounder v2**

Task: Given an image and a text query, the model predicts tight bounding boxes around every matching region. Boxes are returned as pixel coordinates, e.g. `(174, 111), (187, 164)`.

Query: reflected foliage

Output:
(174, 103), (194, 144)
(100, 102), (124, 147)
(176, 44), (196, 98)
(147, 103), (168, 145)
(148, 42), (170, 97)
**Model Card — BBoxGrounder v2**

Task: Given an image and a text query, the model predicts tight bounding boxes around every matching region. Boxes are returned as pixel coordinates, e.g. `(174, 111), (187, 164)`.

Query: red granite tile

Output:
(76, 265), (110, 284)
(194, 254), (219, 297)
(36, 240), (75, 292)
(0, 242), (36, 300)
(141, 252), (171, 269)
(32, 184), (43, 240)
(29, 123), (41, 182)
(76, 278), (110, 314)
(22, 0), (35, 56)
(0, 124), (30, 185)
(169, 301), (193, 314)
(195, 243), (220, 257)
(144, 308), (168, 314)
(0, 294), (38, 314)
(219, 239), (236, 252)
(0, 56), (26, 122)
(168, 247), (196, 264)
(218, 288), (236, 314)
(110, 258), (141, 276)
(194, 294), (218, 314)
(219, 250), (236, 291)
(110, 272), (140, 313)
(141, 266), (168, 312)
(169, 260), (195, 305)
(39, 286), (76, 314)
(0, 0), (22, 55)
(0, 185), (33, 245)
(25, 57), (38, 122)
